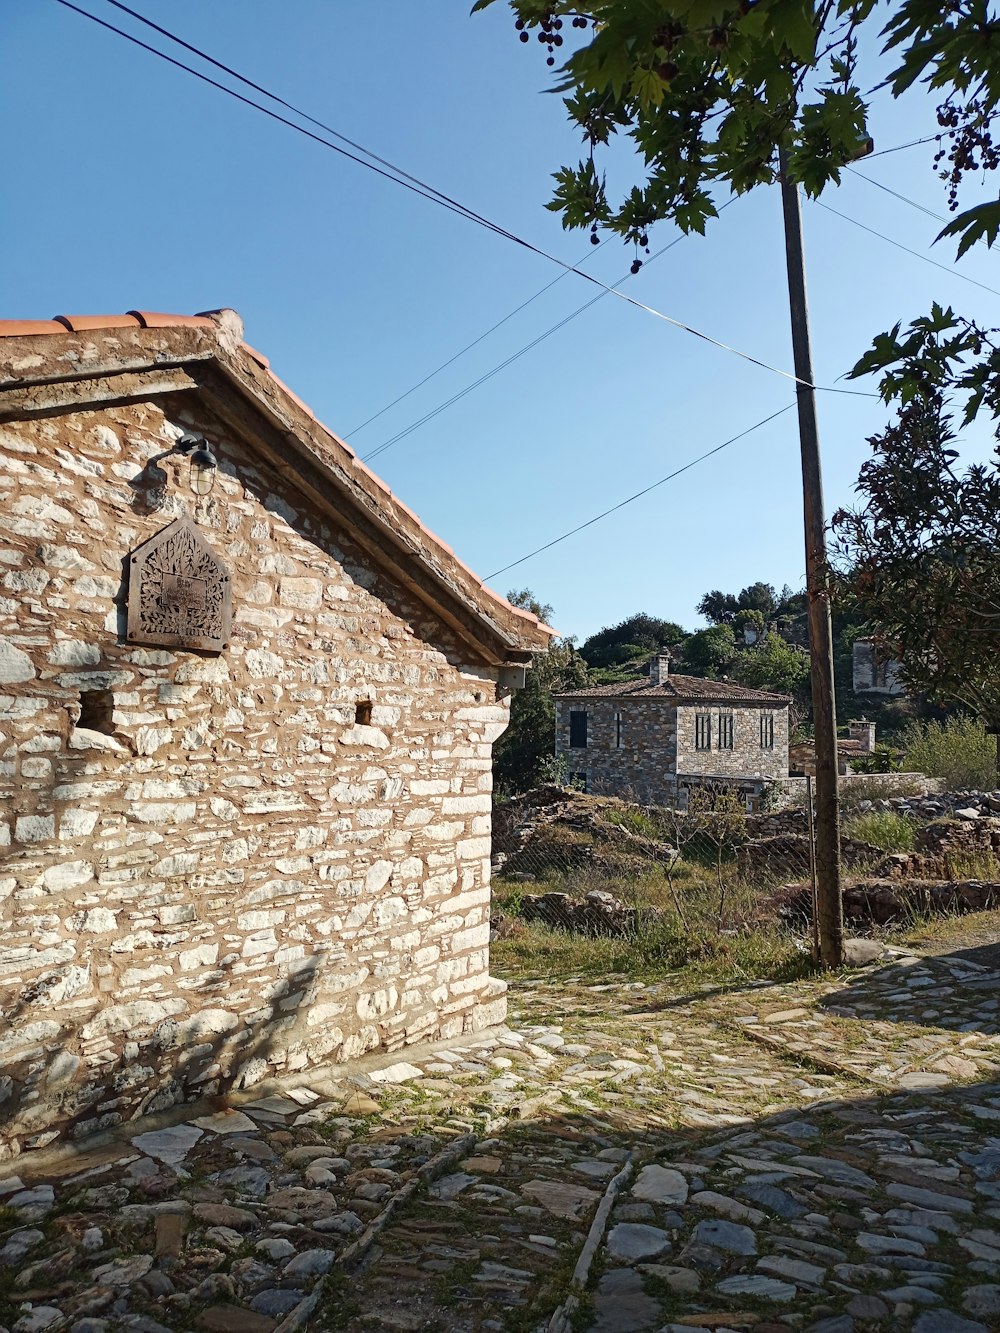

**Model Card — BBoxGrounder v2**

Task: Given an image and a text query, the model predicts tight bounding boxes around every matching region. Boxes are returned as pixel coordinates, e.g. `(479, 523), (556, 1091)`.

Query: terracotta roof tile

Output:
(0, 308), (556, 648)
(0, 319), (68, 336)
(55, 314), (143, 332)
(241, 341), (270, 369)
(128, 311), (215, 329)
(555, 674), (789, 704)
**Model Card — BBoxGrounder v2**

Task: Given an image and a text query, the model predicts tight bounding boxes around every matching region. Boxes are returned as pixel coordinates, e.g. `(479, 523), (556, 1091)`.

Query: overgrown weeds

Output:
(844, 810), (916, 853)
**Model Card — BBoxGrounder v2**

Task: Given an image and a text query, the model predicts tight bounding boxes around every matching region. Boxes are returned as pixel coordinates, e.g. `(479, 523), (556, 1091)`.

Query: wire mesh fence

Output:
(487, 781), (940, 947)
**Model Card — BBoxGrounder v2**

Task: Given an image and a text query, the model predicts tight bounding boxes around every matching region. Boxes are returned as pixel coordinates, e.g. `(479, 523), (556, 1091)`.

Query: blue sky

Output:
(5, 1), (999, 642)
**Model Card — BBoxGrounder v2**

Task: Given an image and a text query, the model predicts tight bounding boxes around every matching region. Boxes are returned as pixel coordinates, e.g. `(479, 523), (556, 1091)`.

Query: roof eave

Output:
(0, 322), (553, 664)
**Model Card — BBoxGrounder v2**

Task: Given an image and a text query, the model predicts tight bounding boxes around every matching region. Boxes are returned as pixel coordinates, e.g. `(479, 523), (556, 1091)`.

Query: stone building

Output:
(789, 719), (877, 777)
(852, 638), (905, 695)
(554, 654), (789, 805)
(0, 309), (552, 1155)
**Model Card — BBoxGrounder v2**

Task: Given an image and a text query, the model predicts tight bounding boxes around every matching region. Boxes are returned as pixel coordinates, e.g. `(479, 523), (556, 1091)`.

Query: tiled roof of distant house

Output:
(554, 674), (790, 705)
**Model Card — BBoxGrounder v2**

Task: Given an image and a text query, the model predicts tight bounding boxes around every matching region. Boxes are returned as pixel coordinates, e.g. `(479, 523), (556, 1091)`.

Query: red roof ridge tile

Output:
(55, 314), (142, 332)
(0, 312), (216, 336)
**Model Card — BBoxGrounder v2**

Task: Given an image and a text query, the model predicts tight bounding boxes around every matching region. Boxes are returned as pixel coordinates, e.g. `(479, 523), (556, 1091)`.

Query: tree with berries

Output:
(474, 0), (1000, 968)
(474, 0), (999, 266)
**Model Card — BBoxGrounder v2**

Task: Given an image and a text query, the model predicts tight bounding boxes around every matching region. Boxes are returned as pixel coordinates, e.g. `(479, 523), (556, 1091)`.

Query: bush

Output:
(844, 811), (916, 853)
(901, 715), (998, 791)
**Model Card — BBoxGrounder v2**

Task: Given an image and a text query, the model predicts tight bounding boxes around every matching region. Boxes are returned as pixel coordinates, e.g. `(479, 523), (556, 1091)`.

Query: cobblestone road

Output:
(2, 944), (999, 1333)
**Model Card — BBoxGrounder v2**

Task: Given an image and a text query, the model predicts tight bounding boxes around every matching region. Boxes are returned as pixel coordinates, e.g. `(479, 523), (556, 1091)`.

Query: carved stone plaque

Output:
(126, 517), (232, 652)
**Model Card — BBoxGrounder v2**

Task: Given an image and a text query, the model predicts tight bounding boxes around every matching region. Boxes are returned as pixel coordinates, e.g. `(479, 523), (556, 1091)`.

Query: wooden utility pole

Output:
(778, 145), (844, 969)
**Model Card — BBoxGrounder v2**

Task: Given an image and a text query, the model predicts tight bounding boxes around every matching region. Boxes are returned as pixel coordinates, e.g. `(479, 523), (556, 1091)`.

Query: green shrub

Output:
(844, 810), (916, 853)
(901, 715), (998, 791)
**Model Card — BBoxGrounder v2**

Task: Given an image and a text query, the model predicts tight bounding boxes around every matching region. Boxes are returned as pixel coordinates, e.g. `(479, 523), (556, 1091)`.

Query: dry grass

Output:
(492, 859), (812, 985)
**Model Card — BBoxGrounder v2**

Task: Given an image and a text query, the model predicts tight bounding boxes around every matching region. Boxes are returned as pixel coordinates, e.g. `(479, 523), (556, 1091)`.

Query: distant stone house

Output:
(0, 308), (552, 1154)
(789, 720), (878, 777)
(853, 638), (905, 695)
(554, 654), (789, 806)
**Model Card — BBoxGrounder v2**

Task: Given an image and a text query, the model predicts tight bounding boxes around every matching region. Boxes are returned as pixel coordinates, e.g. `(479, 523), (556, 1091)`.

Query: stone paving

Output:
(1, 946), (999, 1333)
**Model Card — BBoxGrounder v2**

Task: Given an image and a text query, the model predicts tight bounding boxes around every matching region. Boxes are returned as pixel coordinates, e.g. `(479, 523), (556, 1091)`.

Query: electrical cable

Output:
(813, 199), (1000, 297)
(360, 207), (735, 462)
(345, 237), (612, 439)
(486, 403), (797, 580)
(55, 0), (876, 400)
(846, 166), (997, 256)
(867, 133), (942, 158)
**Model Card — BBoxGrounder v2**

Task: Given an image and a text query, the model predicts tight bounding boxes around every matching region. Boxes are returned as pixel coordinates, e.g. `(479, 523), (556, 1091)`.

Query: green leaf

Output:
(937, 200), (1000, 260)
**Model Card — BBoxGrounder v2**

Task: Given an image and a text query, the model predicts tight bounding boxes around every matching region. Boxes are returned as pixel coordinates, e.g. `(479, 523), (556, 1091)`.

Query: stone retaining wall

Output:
(0, 391), (509, 1156)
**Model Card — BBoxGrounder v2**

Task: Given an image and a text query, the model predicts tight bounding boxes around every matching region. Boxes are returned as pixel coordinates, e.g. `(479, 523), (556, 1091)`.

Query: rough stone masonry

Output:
(0, 309), (551, 1157)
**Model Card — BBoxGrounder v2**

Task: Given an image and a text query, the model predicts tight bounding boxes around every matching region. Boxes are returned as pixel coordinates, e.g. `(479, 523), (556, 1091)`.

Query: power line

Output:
(814, 199), (1000, 297)
(345, 236), (612, 440)
(846, 165), (996, 257)
(868, 133), (942, 158)
(360, 210), (735, 463)
(846, 167), (952, 227)
(56, 0), (874, 400)
(94, 0), (523, 236)
(486, 404), (798, 580)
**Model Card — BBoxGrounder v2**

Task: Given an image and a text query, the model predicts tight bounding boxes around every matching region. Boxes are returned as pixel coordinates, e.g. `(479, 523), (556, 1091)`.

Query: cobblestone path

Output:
(2, 946), (999, 1333)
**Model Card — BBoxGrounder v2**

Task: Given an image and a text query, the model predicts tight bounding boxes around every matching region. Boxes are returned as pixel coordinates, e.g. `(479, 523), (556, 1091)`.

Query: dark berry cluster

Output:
(935, 99), (999, 211)
(515, 10), (563, 64)
(515, 11), (593, 64)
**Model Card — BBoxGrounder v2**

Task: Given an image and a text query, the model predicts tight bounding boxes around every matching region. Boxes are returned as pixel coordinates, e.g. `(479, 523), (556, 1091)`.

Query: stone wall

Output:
(674, 704), (788, 783)
(554, 698), (678, 803)
(0, 390), (509, 1156)
(554, 697), (788, 805)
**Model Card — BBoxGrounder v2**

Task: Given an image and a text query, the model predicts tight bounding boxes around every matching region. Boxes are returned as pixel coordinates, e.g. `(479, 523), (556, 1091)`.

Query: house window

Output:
(718, 713), (734, 749)
(760, 712), (774, 750)
(695, 713), (712, 750)
(615, 711), (624, 749)
(569, 710), (588, 749)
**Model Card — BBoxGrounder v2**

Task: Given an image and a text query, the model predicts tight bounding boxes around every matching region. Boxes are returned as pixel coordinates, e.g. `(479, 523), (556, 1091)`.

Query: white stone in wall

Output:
(442, 794), (492, 815)
(68, 728), (128, 753)
(179, 944), (219, 970)
(154, 853), (200, 879)
(14, 814), (54, 843)
(456, 837), (491, 861)
(134, 726), (172, 756)
(42, 861), (95, 892)
(37, 544), (95, 572)
(279, 577), (323, 608)
(82, 999), (190, 1041)
(364, 860), (394, 894)
(49, 640), (100, 667)
(131, 802), (196, 823)
(339, 725), (389, 749)
(66, 907), (117, 934)
(0, 642), (35, 683)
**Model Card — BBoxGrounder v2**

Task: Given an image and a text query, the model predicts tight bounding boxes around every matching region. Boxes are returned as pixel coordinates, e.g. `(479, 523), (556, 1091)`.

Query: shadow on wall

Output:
(0, 604), (318, 1154)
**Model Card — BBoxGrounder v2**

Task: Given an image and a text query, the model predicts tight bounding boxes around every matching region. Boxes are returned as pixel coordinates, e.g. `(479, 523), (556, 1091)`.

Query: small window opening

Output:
(695, 713), (712, 751)
(354, 700), (373, 726)
(615, 711), (624, 749)
(570, 771), (588, 792)
(569, 710), (588, 749)
(77, 689), (115, 735)
(760, 712), (775, 750)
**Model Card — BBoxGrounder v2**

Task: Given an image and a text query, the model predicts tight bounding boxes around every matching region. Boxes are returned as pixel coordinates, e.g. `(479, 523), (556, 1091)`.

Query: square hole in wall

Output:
(354, 700), (373, 726)
(77, 689), (115, 735)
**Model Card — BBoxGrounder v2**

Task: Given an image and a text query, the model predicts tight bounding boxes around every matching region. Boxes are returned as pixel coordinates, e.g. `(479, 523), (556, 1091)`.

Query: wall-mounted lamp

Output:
(177, 431), (219, 496)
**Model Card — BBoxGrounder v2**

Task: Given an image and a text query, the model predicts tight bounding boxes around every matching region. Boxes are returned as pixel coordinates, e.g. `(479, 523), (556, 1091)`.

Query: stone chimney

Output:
(848, 719), (876, 752)
(649, 652), (671, 686)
